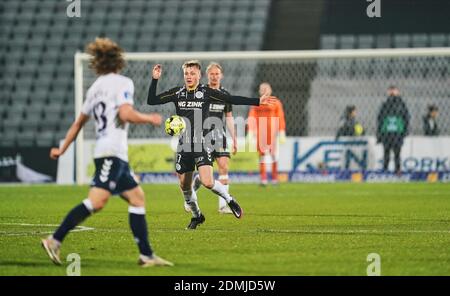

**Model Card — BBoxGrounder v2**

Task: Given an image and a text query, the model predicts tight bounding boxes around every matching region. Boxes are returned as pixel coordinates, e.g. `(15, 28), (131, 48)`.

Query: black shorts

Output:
(91, 157), (138, 195)
(211, 133), (231, 159)
(212, 150), (231, 159)
(175, 150), (213, 174)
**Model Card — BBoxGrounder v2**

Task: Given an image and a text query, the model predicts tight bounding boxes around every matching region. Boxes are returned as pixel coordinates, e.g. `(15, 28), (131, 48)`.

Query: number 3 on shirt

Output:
(93, 102), (107, 132)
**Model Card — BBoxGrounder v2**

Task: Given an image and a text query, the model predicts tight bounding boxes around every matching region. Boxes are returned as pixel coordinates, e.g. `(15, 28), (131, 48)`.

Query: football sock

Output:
(192, 174), (201, 191)
(183, 190), (201, 218)
(259, 162), (267, 183)
(53, 199), (93, 242)
(272, 161), (278, 182)
(211, 180), (232, 203)
(218, 175), (229, 208)
(128, 206), (153, 257)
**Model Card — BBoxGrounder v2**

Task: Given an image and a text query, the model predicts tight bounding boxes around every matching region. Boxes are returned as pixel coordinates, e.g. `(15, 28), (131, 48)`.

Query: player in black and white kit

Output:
(41, 38), (173, 267)
(147, 61), (275, 229)
(187, 62), (236, 214)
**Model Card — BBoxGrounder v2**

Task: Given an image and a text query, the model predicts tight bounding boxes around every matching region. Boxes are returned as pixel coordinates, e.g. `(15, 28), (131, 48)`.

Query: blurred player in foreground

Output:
(187, 62), (236, 214)
(41, 38), (173, 267)
(248, 82), (286, 186)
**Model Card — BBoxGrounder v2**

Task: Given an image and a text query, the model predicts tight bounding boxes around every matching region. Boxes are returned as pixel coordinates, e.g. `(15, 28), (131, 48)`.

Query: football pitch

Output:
(0, 183), (449, 276)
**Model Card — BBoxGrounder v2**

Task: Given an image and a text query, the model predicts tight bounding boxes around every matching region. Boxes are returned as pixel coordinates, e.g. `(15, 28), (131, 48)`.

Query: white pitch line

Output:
(0, 223), (94, 237)
(256, 229), (450, 234)
(85, 227), (450, 235)
(1, 222), (448, 236)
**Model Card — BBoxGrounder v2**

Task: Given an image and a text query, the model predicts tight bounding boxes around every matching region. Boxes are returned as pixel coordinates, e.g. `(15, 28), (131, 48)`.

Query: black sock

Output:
(53, 203), (91, 242)
(129, 210), (153, 257)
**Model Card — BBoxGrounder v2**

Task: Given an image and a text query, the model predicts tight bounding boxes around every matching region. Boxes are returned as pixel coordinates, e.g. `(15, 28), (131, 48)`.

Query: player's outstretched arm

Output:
(147, 64), (178, 105)
(207, 87), (277, 106)
(119, 104), (162, 125)
(50, 113), (90, 159)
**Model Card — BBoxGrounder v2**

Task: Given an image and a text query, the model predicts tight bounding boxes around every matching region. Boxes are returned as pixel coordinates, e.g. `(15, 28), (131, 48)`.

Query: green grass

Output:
(0, 183), (449, 276)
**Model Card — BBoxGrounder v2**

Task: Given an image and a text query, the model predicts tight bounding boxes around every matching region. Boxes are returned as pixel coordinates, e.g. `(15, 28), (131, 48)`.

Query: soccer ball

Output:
(165, 115), (186, 136)
(354, 123), (364, 136)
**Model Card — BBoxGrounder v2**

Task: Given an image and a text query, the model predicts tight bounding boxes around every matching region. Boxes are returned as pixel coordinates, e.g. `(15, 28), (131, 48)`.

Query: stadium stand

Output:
(1, 0), (449, 147)
(320, 33), (450, 50)
(0, 0), (271, 148)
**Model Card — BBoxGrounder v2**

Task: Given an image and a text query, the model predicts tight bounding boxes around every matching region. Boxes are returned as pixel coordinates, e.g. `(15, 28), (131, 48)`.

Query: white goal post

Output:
(74, 48), (450, 184)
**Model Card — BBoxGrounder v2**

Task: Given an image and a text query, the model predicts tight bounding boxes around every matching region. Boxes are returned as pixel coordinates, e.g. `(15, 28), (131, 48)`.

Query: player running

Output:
(185, 62), (236, 214)
(147, 61), (275, 229)
(41, 38), (173, 267)
(248, 82), (286, 186)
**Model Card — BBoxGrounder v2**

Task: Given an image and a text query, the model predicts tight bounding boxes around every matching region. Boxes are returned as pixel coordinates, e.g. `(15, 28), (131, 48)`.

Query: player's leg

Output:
(176, 152), (200, 214)
(271, 156), (279, 185)
(216, 155), (232, 214)
(121, 186), (173, 267)
(382, 142), (391, 172)
(259, 150), (268, 186)
(185, 172), (202, 213)
(179, 171), (205, 229)
(192, 173), (202, 192)
(197, 164), (243, 219)
(179, 171), (200, 216)
(393, 142), (402, 174)
(270, 144), (279, 185)
(41, 187), (110, 265)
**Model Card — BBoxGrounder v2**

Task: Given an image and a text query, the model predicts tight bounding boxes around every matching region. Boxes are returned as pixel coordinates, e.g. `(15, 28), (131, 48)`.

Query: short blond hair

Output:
(182, 60), (202, 70)
(86, 37), (125, 75)
(206, 62), (223, 73)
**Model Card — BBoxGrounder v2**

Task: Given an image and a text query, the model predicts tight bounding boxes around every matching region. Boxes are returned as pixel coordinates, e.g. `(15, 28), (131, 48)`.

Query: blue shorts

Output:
(91, 157), (138, 195)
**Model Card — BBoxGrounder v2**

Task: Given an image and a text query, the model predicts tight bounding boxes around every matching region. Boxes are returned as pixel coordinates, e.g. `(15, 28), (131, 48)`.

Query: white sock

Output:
(211, 180), (232, 203)
(182, 190), (201, 218)
(219, 184), (229, 208)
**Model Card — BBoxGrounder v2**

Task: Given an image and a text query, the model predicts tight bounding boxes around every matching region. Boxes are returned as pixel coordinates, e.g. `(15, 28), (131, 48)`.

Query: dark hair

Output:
(428, 105), (438, 113)
(86, 38), (125, 75)
(345, 105), (356, 118)
(388, 85), (398, 90)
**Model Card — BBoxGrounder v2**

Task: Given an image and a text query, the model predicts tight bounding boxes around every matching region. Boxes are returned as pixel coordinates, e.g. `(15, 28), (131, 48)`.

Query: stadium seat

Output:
(41, 113), (62, 130)
(320, 35), (337, 49)
(411, 34), (428, 48)
(357, 35), (374, 49)
(36, 131), (56, 147)
(375, 35), (392, 48)
(22, 112), (43, 130)
(18, 130), (36, 147)
(0, 130), (17, 148)
(339, 35), (356, 49)
(2, 115), (23, 132)
(429, 34), (447, 47)
(393, 34), (411, 48)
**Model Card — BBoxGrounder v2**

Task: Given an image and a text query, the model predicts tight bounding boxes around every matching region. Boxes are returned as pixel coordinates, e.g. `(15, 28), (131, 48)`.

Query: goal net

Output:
(74, 48), (450, 184)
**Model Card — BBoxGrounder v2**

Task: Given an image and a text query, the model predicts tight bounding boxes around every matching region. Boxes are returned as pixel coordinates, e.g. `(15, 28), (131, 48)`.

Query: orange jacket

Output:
(248, 97), (285, 147)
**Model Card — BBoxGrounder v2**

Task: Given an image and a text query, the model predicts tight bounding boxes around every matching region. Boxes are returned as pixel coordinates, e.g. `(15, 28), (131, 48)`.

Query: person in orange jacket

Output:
(247, 82), (286, 186)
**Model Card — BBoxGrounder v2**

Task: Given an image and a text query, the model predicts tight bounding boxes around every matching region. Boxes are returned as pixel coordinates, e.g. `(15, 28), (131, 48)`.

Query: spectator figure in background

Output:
(377, 86), (410, 174)
(248, 82), (286, 186)
(423, 105), (440, 136)
(335, 105), (365, 140)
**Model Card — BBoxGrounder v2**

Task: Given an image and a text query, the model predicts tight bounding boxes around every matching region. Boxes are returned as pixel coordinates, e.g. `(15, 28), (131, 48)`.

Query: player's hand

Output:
(50, 148), (62, 160)
(260, 96), (278, 105)
(232, 141), (238, 155)
(152, 64), (162, 79)
(279, 131), (286, 144)
(149, 113), (162, 126)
